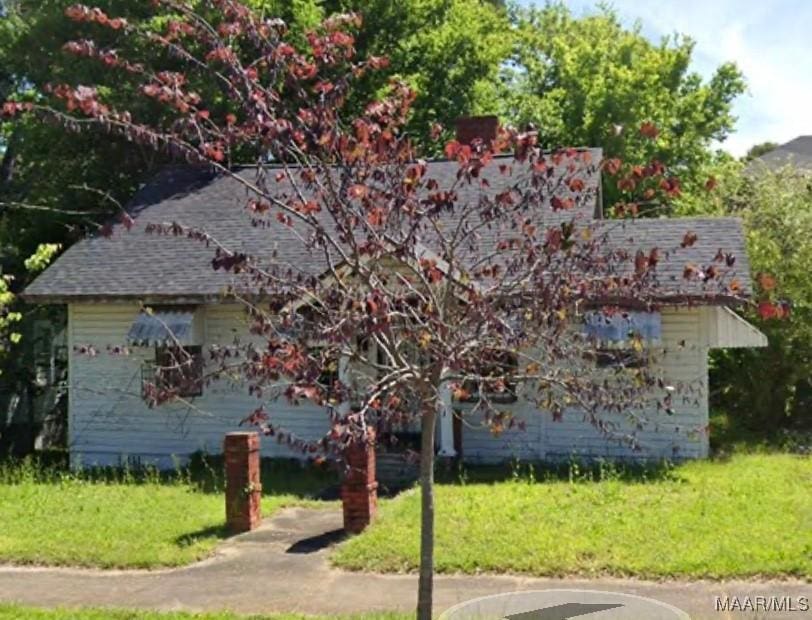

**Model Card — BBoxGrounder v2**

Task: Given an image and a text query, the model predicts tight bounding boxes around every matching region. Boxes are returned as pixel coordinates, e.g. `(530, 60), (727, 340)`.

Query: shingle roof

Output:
(750, 136), (812, 172)
(23, 153), (752, 303)
(596, 217), (752, 299)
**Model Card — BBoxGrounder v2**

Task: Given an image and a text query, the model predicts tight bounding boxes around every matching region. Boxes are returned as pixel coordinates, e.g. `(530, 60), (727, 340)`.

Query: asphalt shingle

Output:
(23, 153), (752, 302)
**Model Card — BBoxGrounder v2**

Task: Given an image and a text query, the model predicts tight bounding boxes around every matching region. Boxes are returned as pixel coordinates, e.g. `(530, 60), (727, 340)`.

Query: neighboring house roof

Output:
(23, 153), (752, 303)
(750, 136), (812, 172)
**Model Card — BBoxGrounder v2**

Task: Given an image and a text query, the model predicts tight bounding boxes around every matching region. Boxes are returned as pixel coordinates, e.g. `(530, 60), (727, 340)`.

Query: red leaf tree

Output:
(6, 2), (744, 617)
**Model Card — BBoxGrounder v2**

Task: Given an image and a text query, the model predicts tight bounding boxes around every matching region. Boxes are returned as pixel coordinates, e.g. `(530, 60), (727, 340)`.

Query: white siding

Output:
(68, 302), (331, 469)
(461, 307), (710, 463)
(68, 303), (714, 468)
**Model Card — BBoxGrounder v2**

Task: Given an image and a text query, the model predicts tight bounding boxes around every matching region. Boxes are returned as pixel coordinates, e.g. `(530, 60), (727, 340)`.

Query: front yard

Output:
(0, 457), (336, 568)
(0, 606), (407, 620)
(1, 453), (808, 579)
(333, 453), (812, 579)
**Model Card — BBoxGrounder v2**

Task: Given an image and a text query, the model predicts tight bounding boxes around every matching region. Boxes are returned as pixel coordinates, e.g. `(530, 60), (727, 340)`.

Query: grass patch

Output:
(0, 456), (337, 569)
(0, 605), (407, 620)
(333, 453), (812, 579)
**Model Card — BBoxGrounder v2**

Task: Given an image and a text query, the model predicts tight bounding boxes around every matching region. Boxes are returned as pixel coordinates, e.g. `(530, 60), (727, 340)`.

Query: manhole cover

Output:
(439, 589), (689, 620)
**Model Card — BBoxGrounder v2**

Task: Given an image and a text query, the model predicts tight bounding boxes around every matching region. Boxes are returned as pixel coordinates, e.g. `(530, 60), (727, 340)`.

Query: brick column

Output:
(224, 432), (262, 533)
(341, 428), (378, 534)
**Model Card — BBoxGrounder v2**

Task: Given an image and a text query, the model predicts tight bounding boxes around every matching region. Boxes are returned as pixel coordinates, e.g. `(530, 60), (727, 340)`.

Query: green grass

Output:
(0, 457), (337, 569)
(0, 605), (407, 620)
(333, 453), (812, 580)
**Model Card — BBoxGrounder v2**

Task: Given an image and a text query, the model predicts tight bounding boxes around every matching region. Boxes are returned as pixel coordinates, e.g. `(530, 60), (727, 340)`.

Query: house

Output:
(23, 120), (767, 468)
(748, 136), (812, 173)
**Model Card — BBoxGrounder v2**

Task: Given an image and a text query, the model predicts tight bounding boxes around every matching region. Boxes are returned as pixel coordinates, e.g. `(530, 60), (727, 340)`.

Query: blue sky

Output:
(523, 0), (812, 156)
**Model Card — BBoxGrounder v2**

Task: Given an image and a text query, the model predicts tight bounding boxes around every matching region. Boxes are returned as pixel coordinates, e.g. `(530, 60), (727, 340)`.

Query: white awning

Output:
(702, 306), (768, 349)
(127, 309), (197, 346)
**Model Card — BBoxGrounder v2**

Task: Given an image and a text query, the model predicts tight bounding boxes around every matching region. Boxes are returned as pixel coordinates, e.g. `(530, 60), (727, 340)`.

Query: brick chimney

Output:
(455, 115), (499, 146)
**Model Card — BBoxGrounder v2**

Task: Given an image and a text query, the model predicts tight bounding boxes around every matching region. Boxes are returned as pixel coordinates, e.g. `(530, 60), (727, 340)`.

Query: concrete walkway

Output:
(0, 508), (808, 619)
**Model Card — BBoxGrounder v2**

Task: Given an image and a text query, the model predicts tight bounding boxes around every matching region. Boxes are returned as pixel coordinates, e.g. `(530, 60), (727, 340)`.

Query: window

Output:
(591, 348), (647, 369)
(145, 345), (204, 398)
(460, 350), (519, 404)
(583, 310), (661, 343)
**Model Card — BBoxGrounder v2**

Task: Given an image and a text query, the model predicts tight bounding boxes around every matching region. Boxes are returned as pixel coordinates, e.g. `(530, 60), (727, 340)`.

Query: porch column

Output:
(437, 372), (456, 457)
(337, 353), (351, 415)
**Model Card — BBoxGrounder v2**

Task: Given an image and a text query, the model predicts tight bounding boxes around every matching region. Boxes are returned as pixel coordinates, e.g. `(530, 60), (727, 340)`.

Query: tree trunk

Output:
(416, 406), (437, 620)
(0, 127), (20, 187)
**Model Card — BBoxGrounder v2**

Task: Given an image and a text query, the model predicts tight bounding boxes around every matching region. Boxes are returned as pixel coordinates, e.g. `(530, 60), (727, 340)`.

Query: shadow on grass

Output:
(174, 524), (230, 549)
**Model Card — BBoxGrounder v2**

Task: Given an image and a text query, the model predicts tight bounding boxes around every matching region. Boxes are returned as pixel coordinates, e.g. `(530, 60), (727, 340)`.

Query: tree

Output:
(501, 3), (746, 212)
(3, 2), (743, 617)
(0, 0), (510, 251)
(698, 164), (811, 434)
(744, 141), (779, 162)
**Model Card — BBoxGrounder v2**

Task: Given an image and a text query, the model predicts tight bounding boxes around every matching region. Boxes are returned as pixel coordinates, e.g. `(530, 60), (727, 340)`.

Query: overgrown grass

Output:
(709, 409), (812, 456)
(0, 605), (407, 620)
(0, 456), (337, 569)
(333, 453), (812, 579)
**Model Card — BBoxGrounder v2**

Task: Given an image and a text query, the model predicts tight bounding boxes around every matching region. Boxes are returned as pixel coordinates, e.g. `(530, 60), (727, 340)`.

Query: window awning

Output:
(127, 309), (197, 346)
(584, 310), (662, 343)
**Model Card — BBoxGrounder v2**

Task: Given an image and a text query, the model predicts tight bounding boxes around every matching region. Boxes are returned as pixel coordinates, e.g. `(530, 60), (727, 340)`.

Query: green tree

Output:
(706, 166), (812, 434)
(502, 3), (746, 212)
(0, 0), (511, 262)
(744, 141), (779, 162)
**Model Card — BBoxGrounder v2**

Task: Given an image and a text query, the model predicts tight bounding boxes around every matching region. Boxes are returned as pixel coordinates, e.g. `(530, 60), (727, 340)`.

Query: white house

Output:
(24, 136), (767, 468)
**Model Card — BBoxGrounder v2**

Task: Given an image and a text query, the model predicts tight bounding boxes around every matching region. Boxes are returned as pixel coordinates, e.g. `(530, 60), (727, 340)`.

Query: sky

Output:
(529, 0), (812, 157)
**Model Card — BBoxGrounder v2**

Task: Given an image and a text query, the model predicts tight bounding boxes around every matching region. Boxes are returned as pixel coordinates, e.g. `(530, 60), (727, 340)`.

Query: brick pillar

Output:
(341, 428), (378, 534)
(224, 432), (262, 533)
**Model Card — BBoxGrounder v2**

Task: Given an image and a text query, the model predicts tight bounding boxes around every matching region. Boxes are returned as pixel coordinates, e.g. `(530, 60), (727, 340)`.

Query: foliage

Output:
(744, 141), (779, 162)
(502, 3), (746, 212)
(23, 242), (61, 272)
(245, 0), (511, 149)
(694, 167), (812, 431)
(0, 605), (410, 620)
(0, 456), (335, 568)
(333, 453), (812, 579)
(0, 242), (61, 364)
(1, 2), (745, 616)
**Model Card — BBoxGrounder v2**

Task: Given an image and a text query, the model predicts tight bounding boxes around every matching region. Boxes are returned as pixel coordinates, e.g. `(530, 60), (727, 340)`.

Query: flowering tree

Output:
(2, 2), (745, 617)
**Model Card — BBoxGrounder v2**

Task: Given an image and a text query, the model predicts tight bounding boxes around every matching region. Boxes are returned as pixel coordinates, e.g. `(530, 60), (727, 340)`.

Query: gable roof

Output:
(23, 153), (752, 303)
(750, 136), (812, 172)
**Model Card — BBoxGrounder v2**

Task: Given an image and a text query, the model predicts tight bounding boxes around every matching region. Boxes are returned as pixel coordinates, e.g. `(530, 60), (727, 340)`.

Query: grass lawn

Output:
(333, 453), (812, 580)
(0, 457), (337, 569)
(0, 605), (407, 620)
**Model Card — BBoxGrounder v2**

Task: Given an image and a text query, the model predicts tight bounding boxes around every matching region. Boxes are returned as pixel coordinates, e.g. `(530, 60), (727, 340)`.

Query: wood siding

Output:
(460, 307), (710, 463)
(68, 302), (330, 469)
(68, 303), (712, 468)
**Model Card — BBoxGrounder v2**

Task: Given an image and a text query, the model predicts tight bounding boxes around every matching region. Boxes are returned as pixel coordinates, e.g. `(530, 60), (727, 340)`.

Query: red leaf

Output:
(639, 121), (659, 139)
(603, 158), (622, 175)
(758, 301), (778, 320)
(705, 176), (718, 192)
(444, 140), (461, 160)
(567, 177), (585, 192)
(681, 232), (698, 248)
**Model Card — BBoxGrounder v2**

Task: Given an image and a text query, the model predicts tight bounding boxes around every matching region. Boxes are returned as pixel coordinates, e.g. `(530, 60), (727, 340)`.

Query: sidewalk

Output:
(0, 507), (807, 619)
